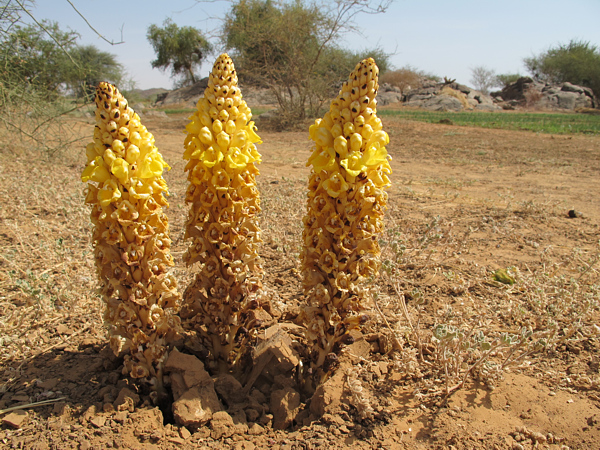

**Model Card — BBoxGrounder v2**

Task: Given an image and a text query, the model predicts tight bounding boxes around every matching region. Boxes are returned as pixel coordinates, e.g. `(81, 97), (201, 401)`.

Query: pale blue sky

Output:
(29, 0), (600, 90)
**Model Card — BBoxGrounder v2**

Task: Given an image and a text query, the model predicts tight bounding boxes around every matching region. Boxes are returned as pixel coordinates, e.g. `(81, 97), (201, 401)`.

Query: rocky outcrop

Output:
(154, 78), (210, 106)
(492, 77), (595, 110)
(377, 83), (404, 106)
(403, 82), (501, 111)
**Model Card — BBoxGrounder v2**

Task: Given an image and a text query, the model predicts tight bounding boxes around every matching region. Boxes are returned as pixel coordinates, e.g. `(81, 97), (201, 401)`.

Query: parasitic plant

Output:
(180, 54), (268, 373)
(82, 82), (182, 393)
(300, 58), (391, 383)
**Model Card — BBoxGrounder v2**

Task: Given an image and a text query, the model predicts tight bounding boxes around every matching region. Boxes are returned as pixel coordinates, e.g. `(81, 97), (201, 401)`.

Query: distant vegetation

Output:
(525, 40), (600, 101)
(221, 0), (391, 128)
(380, 110), (600, 135)
(379, 66), (440, 95)
(147, 19), (212, 88)
(0, 3), (125, 156)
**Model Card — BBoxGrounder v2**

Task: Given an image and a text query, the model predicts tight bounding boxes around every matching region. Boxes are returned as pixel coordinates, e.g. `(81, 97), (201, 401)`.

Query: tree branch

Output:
(64, 0), (124, 45)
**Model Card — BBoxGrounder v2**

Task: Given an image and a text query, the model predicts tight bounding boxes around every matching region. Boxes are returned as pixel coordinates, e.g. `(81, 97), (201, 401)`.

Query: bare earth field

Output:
(0, 110), (599, 449)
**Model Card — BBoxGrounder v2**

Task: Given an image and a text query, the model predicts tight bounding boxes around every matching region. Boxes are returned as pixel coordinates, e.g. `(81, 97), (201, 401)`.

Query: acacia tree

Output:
(1, 21), (79, 95)
(0, 10), (123, 156)
(66, 45), (123, 99)
(222, 0), (391, 127)
(524, 40), (600, 100)
(147, 19), (212, 87)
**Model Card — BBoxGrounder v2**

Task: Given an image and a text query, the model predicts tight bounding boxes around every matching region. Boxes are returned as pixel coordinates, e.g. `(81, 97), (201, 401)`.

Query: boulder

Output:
(154, 78), (209, 106)
(496, 77), (595, 110)
(402, 81), (499, 111)
(419, 94), (464, 112)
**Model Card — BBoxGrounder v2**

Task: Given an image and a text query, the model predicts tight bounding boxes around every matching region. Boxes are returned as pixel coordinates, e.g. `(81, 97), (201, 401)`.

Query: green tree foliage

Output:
(147, 19), (212, 87)
(67, 45), (123, 98)
(1, 21), (78, 96)
(495, 73), (522, 89)
(524, 40), (600, 99)
(0, 20), (123, 99)
(0, 10), (123, 156)
(222, 0), (391, 127)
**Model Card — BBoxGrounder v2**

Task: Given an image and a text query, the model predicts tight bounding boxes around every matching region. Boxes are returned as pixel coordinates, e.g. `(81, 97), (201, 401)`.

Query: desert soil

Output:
(1, 108), (600, 449)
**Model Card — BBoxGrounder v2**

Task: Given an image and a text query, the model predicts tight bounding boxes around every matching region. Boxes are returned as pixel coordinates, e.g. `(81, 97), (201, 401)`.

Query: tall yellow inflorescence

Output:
(300, 58), (391, 377)
(180, 54), (265, 370)
(82, 82), (182, 389)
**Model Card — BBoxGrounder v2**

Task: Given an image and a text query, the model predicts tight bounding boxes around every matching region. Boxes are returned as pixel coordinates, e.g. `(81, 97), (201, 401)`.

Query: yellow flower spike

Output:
(81, 82), (181, 394)
(301, 58), (391, 383)
(181, 54), (268, 372)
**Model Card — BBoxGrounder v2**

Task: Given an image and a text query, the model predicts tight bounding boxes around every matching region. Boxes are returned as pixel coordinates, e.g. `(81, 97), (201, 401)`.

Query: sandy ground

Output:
(0, 110), (599, 449)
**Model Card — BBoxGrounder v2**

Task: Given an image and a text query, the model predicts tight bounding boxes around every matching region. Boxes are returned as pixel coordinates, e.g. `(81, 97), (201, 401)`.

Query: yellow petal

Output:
(86, 143), (98, 163)
(201, 146), (224, 168)
(340, 154), (365, 178)
(307, 147), (336, 173)
(82, 156), (110, 183)
(367, 130), (389, 147)
(98, 178), (122, 207)
(139, 153), (165, 178)
(333, 136), (348, 159)
(322, 171), (349, 198)
(126, 144), (140, 165)
(314, 126), (333, 148)
(198, 126), (214, 145)
(110, 157), (130, 183)
(225, 147), (249, 170)
(247, 121), (262, 144)
(216, 131), (231, 151)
